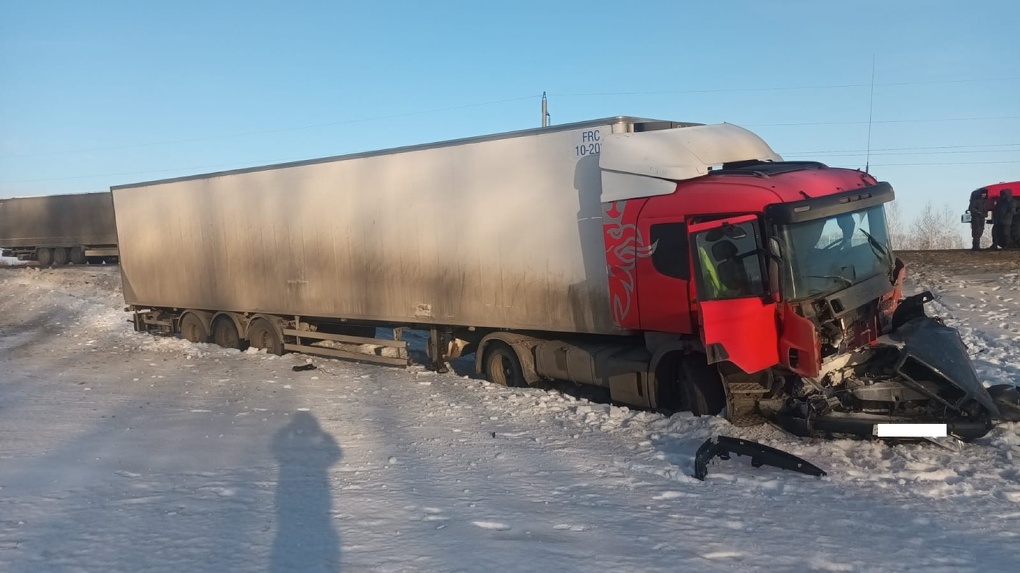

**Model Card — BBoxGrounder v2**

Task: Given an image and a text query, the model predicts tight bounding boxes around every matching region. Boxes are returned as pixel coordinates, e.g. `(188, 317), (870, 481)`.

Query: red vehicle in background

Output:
(965, 180), (1020, 222)
(981, 181), (1019, 204)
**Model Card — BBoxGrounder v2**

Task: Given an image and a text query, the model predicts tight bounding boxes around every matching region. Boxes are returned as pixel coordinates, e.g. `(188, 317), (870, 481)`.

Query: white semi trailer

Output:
(112, 116), (777, 409)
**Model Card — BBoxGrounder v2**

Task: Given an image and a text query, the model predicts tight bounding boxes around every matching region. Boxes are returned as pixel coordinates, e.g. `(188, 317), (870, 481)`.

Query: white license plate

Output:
(874, 423), (948, 438)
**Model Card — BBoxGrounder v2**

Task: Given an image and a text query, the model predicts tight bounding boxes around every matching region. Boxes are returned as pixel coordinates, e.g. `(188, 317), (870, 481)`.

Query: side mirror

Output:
(768, 258), (782, 302)
(768, 237), (782, 258)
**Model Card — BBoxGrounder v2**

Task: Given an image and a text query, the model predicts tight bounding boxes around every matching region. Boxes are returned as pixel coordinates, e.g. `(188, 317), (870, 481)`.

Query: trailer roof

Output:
(112, 116), (699, 190)
(0, 190), (110, 202)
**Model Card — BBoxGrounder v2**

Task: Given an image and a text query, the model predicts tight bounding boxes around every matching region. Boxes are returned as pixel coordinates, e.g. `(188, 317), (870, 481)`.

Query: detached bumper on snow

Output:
(693, 436), (827, 480)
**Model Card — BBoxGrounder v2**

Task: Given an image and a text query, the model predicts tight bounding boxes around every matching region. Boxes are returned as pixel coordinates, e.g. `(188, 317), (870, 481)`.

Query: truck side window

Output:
(693, 221), (766, 301)
(649, 222), (689, 280)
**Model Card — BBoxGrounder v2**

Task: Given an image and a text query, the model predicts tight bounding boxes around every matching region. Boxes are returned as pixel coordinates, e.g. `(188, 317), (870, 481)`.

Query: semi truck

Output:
(112, 117), (1017, 439)
(0, 191), (119, 264)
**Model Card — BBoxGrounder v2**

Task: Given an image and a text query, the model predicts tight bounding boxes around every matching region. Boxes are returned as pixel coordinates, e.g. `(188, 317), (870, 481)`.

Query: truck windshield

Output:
(777, 204), (893, 300)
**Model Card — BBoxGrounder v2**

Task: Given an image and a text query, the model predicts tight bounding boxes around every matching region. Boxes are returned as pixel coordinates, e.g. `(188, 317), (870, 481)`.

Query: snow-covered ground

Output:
(1, 261), (1019, 573)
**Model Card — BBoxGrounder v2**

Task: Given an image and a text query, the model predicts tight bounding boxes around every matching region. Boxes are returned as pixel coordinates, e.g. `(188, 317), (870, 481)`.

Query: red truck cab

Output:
(604, 161), (894, 379)
(597, 152), (998, 435)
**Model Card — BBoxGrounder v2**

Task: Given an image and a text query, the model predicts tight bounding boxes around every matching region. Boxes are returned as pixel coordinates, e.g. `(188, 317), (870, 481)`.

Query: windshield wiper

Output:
(860, 229), (891, 263)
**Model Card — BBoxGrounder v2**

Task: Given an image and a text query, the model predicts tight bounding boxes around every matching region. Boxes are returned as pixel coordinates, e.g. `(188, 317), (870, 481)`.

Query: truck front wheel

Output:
(681, 358), (726, 416)
(483, 342), (525, 387)
(657, 353), (725, 416)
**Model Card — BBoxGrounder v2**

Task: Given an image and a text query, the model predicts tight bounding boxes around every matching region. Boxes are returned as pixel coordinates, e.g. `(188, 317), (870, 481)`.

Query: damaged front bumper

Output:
(775, 292), (1010, 441)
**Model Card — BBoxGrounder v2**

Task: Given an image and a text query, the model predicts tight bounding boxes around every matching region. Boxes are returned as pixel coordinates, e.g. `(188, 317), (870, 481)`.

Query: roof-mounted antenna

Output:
(865, 56), (875, 174)
(542, 92), (550, 127)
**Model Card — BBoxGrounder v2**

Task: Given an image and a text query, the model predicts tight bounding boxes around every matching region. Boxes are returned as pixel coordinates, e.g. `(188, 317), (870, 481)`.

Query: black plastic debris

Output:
(694, 435), (827, 481)
(988, 384), (1020, 422)
(292, 363), (317, 372)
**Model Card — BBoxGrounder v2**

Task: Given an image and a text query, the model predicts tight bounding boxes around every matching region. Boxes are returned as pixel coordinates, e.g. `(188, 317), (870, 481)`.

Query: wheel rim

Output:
(488, 353), (508, 385)
(486, 348), (521, 387)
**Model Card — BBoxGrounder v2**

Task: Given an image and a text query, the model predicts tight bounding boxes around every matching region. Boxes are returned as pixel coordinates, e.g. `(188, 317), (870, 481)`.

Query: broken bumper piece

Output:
(988, 384), (1020, 422)
(693, 436), (827, 481)
(882, 314), (1000, 419)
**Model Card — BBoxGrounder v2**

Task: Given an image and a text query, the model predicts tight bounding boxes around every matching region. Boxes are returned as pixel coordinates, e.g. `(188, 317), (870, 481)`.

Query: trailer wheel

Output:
(180, 313), (209, 344)
(212, 316), (244, 350)
(248, 318), (284, 356)
(36, 248), (53, 266)
(53, 247), (69, 265)
(483, 341), (525, 387)
(70, 247), (87, 265)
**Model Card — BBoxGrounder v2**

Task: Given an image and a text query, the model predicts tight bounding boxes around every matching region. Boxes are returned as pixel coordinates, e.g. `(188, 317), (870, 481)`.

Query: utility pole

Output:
(541, 92), (550, 127)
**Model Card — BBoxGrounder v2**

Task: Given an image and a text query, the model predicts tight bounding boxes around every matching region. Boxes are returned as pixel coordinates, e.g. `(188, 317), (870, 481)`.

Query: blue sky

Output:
(1, 0), (1017, 223)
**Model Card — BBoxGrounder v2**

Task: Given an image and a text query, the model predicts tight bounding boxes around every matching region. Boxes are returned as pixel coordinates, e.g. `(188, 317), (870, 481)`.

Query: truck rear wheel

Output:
(248, 318), (284, 356)
(53, 247), (69, 265)
(212, 316), (244, 350)
(36, 248), (53, 266)
(180, 313), (209, 343)
(483, 341), (525, 387)
(70, 247), (87, 265)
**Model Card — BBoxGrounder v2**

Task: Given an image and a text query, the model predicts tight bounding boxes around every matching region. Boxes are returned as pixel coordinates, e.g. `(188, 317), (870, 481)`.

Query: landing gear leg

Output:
(427, 327), (453, 373)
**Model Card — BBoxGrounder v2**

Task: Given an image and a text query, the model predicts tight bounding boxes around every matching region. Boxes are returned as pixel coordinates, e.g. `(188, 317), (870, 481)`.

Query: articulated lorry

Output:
(112, 117), (1018, 439)
(0, 192), (119, 264)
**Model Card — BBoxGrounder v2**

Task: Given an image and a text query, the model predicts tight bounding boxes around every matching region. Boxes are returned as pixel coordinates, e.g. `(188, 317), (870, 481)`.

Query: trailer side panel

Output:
(113, 125), (624, 334)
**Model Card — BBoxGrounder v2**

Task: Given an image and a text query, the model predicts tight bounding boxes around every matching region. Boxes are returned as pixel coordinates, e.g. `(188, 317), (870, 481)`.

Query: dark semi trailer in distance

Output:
(0, 192), (119, 265)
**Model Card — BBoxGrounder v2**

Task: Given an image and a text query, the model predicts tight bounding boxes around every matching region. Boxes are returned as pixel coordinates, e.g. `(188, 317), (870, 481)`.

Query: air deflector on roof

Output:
(599, 123), (783, 203)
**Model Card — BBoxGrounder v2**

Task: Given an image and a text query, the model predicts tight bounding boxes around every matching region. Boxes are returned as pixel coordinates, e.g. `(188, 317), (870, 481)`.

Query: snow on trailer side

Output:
(112, 117), (699, 335)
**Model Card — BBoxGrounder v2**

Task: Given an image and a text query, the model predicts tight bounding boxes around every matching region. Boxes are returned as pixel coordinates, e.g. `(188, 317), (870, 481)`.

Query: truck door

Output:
(688, 215), (778, 373)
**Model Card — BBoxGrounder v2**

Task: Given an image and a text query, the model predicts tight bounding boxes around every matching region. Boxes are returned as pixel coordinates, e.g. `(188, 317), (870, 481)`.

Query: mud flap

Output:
(693, 435), (827, 480)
